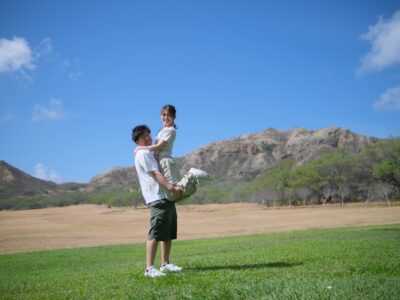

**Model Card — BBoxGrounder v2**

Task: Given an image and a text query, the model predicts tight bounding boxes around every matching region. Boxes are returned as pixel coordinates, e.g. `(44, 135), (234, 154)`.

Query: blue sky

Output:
(1, 1), (399, 183)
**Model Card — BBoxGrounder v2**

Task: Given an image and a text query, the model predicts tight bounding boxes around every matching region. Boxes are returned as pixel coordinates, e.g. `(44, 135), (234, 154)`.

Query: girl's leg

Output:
(176, 175), (197, 200)
(159, 158), (181, 184)
(159, 158), (197, 201)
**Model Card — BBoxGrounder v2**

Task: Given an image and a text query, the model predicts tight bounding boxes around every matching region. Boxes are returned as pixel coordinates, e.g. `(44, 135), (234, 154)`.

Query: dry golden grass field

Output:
(1, 203), (399, 254)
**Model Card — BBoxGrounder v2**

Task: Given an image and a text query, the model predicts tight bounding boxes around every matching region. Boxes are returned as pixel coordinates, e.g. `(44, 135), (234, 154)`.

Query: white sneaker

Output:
(188, 168), (210, 183)
(144, 266), (166, 277)
(160, 263), (183, 273)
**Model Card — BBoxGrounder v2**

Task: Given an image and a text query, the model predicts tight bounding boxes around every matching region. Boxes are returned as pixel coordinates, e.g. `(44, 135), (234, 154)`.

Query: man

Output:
(132, 125), (183, 278)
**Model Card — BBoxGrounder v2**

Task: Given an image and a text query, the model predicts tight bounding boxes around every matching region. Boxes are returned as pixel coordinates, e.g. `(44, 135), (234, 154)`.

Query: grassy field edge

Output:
(1, 224), (399, 299)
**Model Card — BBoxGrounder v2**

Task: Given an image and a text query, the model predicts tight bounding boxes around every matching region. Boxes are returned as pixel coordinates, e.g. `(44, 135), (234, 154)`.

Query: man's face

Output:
(136, 131), (152, 146)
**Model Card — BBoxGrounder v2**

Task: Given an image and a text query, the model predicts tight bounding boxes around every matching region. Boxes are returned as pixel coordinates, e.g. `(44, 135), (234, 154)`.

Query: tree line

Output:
(0, 190), (144, 210)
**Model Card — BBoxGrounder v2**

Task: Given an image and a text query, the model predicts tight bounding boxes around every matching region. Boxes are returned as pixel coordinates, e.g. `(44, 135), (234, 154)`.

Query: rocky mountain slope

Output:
(176, 127), (377, 181)
(86, 166), (138, 192)
(0, 127), (378, 199)
(0, 161), (66, 198)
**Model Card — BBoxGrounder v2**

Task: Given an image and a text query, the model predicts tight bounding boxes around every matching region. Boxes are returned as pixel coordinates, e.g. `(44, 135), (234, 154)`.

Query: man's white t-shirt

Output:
(135, 149), (165, 204)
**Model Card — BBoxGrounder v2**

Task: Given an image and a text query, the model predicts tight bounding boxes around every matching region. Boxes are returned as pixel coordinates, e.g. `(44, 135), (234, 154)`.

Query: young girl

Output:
(136, 104), (209, 201)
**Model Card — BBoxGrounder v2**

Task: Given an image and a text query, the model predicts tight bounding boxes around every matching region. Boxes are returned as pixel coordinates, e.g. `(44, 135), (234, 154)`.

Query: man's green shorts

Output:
(148, 199), (177, 241)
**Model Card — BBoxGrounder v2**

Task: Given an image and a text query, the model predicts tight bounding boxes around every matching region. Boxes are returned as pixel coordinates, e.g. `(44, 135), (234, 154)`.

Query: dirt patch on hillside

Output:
(1, 204), (399, 254)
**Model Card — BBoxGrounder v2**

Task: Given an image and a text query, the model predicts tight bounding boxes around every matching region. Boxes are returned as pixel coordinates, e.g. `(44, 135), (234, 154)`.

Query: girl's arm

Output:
(135, 140), (168, 153)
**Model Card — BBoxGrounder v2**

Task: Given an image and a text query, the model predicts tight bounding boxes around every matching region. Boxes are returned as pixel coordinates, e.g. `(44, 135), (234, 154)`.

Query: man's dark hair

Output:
(132, 125), (151, 142)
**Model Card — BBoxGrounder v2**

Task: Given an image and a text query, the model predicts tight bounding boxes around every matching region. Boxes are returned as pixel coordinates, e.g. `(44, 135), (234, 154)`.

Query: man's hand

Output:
(151, 170), (182, 198)
(169, 185), (182, 198)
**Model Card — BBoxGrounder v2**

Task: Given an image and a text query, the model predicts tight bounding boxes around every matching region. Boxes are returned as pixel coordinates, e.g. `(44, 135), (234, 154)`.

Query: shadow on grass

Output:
(185, 261), (302, 272)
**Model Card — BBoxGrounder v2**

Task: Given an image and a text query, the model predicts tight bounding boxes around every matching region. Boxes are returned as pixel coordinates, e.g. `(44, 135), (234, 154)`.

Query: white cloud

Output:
(0, 37), (81, 82)
(0, 36), (35, 73)
(34, 163), (62, 183)
(358, 10), (400, 75)
(32, 98), (66, 122)
(0, 109), (16, 123)
(62, 59), (83, 80)
(34, 38), (53, 59)
(373, 86), (400, 112)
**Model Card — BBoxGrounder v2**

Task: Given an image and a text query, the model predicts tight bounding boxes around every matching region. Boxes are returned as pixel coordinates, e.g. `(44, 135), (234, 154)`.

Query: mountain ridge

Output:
(175, 126), (377, 181)
(0, 127), (378, 199)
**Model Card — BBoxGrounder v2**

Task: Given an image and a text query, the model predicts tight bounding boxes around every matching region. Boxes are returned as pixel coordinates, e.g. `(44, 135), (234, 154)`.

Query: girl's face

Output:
(161, 110), (175, 127)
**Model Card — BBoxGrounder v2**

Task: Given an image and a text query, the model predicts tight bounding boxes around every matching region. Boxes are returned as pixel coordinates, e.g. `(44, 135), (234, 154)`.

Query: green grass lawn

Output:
(1, 224), (399, 299)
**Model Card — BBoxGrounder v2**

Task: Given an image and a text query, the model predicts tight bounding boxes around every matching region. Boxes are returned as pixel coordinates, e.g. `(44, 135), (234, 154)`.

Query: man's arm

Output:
(150, 170), (182, 197)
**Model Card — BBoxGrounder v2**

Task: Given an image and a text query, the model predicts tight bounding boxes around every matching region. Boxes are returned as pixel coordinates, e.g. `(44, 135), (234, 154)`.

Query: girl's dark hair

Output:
(161, 104), (177, 129)
(131, 125), (150, 142)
